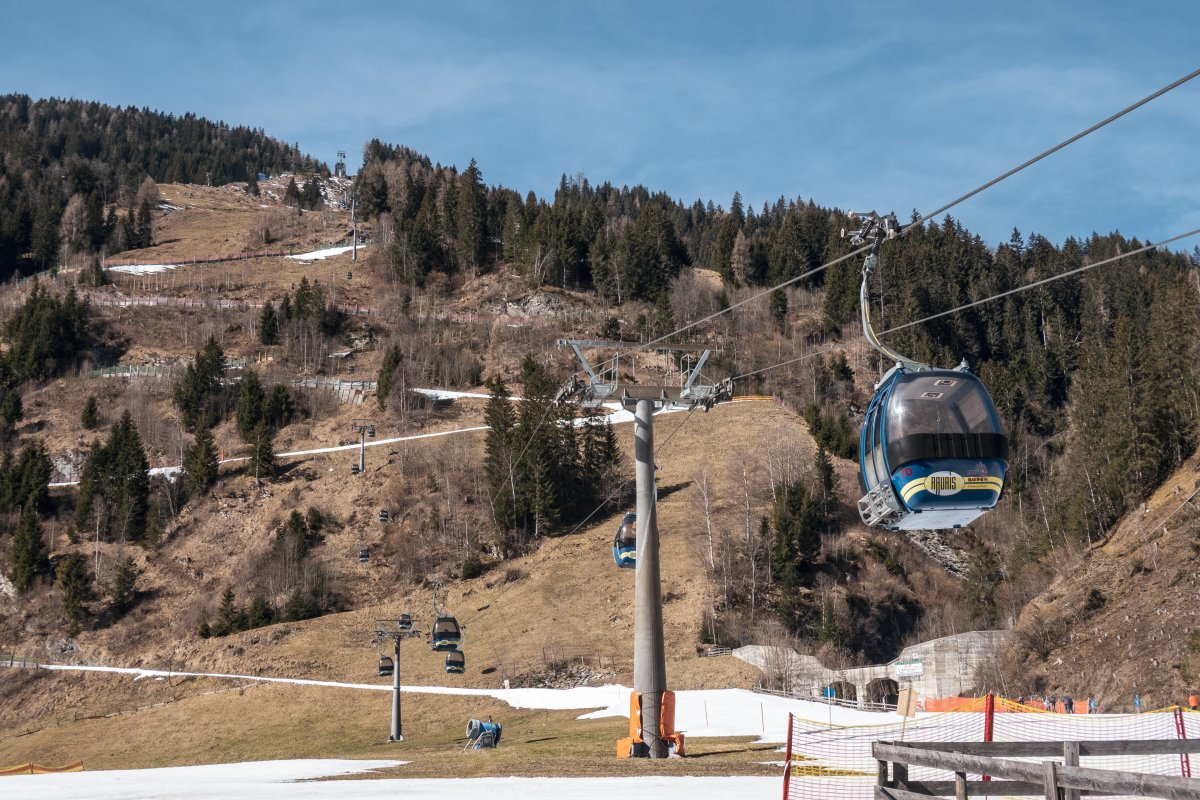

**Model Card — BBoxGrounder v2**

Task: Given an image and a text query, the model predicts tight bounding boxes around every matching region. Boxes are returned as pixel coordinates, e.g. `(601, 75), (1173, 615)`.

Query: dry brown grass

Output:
(0, 672), (778, 775)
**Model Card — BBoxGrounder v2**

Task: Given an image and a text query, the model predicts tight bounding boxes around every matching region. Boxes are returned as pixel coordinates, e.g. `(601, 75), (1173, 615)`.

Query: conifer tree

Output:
(213, 586), (241, 636)
(174, 336), (226, 431)
(259, 301), (279, 345)
(56, 553), (93, 636)
(235, 370), (265, 442)
(262, 384), (294, 430)
(247, 423), (275, 485)
(247, 595), (274, 628)
(110, 555), (140, 616)
(81, 395), (99, 429)
(134, 198), (153, 248)
(284, 177), (301, 208)
(376, 345), (403, 411)
(183, 423), (219, 496)
(455, 159), (487, 273)
(14, 440), (52, 513)
(9, 504), (48, 592)
(483, 376), (518, 539)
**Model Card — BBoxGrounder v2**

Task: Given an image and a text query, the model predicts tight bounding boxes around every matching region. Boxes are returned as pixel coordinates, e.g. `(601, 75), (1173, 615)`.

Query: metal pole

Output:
(351, 197), (358, 263)
(390, 636), (402, 741)
(633, 399), (667, 758)
(359, 429), (366, 474)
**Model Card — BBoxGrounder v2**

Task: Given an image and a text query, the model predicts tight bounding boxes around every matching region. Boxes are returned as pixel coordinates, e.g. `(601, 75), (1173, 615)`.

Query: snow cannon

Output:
(466, 718), (502, 749)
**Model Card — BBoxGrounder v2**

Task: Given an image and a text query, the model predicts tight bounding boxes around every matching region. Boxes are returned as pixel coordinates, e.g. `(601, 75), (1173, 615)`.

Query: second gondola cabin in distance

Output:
(849, 212), (1009, 531)
(613, 512), (636, 569)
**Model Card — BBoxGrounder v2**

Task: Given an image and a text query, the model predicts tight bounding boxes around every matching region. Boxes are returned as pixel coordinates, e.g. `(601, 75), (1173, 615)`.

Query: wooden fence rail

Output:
(874, 739), (1200, 799)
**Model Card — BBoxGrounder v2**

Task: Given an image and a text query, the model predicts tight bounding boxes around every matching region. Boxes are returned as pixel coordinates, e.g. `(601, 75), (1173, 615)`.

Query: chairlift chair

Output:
(378, 656), (394, 677)
(444, 648), (465, 674)
(612, 512), (636, 569)
(431, 615), (462, 652)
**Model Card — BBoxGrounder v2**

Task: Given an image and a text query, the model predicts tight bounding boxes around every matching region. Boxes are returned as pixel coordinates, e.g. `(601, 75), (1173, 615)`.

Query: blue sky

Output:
(4, 1), (1198, 248)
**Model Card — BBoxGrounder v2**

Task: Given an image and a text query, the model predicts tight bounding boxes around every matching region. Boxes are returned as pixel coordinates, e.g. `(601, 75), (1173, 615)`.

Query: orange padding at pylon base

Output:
(617, 691), (685, 757)
(0, 762), (84, 776)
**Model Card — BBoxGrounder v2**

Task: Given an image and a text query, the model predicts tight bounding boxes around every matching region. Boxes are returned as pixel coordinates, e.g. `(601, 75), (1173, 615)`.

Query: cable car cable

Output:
(580, 65), (1200, 378)
(876, 227), (1200, 338)
(730, 225), (1200, 383)
(499, 67), (1200, 526)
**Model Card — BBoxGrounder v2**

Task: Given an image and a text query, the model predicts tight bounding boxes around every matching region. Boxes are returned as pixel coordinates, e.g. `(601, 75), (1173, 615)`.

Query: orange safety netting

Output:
(0, 762), (84, 776)
(782, 697), (1195, 800)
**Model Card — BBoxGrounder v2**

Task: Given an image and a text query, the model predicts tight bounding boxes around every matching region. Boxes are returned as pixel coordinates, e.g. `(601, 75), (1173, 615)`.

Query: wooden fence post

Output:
(1063, 741), (1080, 800)
(1042, 759), (1060, 800)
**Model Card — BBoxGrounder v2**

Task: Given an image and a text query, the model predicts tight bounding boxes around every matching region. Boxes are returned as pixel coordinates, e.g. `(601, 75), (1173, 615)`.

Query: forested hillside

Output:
(0, 99), (1196, 695)
(0, 95), (325, 279)
(356, 141), (1200, 667)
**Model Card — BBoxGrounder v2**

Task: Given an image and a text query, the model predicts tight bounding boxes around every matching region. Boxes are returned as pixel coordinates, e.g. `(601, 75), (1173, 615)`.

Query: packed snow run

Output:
(107, 263), (180, 275)
(36, 662), (903, 739)
(286, 245), (362, 261)
(1, 761), (779, 800)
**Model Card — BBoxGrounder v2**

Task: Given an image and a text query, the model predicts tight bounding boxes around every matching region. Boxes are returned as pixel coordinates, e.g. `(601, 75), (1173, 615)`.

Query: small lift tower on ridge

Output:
(557, 339), (731, 758)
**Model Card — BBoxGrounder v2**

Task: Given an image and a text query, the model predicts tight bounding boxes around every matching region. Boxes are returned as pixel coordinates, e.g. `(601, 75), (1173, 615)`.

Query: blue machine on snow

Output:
(612, 512), (637, 569)
(466, 718), (502, 748)
(849, 212), (1008, 531)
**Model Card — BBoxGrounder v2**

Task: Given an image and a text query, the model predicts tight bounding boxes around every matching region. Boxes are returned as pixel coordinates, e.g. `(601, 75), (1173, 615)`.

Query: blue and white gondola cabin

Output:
(858, 365), (1008, 530)
(613, 513), (636, 569)
(431, 615), (462, 652)
(847, 211), (1008, 531)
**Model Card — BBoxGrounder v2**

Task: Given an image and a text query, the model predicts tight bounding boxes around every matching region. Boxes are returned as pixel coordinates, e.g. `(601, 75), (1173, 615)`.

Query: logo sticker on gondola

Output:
(925, 471), (963, 496)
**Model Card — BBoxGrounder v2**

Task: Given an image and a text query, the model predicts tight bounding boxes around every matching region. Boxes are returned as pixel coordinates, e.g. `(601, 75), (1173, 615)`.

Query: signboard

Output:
(897, 687), (919, 718)
(893, 659), (924, 678)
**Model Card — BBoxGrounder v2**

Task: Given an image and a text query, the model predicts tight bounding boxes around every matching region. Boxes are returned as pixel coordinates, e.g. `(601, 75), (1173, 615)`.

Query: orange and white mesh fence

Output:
(0, 762), (84, 776)
(782, 695), (1198, 800)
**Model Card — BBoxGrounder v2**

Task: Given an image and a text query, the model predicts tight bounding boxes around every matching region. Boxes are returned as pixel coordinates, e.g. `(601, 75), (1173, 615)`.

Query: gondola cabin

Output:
(444, 649), (465, 674)
(613, 513), (636, 569)
(357, 547), (370, 563)
(396, 613), (412, 631)
(379, 509), (390, 523)
(378, 656), (394, 677)
(431, 615), (462, 651)
(858, 366), (1008, 530)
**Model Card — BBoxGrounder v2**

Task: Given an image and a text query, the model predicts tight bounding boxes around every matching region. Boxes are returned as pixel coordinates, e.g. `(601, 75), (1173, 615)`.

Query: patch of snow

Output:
(108, 264), (180, 275)
(286, 245), (364, 261)
(34, 663), (889, 742)
(1, 763), (775, 800)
